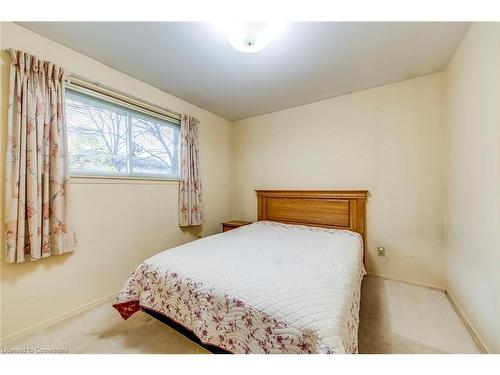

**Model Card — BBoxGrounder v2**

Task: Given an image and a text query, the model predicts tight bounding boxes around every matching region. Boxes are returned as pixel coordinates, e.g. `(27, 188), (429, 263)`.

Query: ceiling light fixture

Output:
(217, 22), (285, 53)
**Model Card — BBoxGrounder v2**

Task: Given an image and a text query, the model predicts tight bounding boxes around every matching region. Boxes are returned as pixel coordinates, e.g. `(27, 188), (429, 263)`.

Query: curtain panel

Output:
(5, 50), (76, 263)
(178, 114), (204, 226)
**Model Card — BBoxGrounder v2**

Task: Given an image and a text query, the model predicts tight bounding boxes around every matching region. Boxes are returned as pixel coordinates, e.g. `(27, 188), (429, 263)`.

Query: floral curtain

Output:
(4, 50), (76, 264)
(178, 114), (204, 226)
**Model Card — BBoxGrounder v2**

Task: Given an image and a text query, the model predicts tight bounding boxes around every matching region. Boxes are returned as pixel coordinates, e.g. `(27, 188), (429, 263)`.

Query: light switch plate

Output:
(377, 247), (385, 256)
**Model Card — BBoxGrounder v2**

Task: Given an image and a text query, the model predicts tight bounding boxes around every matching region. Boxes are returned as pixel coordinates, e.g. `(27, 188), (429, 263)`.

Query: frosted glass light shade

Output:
(221, 22), (284, 53)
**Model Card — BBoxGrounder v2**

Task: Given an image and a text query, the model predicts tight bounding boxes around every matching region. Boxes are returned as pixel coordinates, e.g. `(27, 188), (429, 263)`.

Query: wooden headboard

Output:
(256, 190), (368, 243)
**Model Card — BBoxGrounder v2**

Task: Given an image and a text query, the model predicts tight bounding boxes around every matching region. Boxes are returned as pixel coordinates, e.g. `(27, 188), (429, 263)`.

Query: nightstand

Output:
(221, 220), (253, 232)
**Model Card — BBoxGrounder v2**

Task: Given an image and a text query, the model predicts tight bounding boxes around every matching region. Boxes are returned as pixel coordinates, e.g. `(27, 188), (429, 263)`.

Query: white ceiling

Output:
(19, 22), (470, 121)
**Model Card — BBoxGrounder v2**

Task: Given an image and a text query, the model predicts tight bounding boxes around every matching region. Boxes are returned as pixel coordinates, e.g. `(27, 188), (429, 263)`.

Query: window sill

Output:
(70, 175), (180, 185)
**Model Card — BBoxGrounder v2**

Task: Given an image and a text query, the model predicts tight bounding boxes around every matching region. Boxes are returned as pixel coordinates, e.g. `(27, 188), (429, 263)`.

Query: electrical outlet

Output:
(377, 247), (385, 256)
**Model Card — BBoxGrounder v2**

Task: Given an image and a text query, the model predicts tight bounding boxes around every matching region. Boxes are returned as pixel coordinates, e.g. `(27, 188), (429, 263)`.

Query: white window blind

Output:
(65, 86), (181, 179)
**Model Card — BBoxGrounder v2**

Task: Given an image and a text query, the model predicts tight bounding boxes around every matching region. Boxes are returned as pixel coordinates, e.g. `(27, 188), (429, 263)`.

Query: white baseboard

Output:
(365, 272), (446, 292)
(444, 289), (490, 354)
(0, 290), (119, 346)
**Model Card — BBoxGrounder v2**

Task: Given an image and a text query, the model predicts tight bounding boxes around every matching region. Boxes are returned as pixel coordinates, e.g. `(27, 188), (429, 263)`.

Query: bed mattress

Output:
(113, 221), (365, 354)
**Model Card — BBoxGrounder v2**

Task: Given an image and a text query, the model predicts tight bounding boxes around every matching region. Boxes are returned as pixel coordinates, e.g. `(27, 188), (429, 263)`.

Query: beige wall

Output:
(0, 22), (234, 340)
(233, 73), (446, 288)
(445, 22), (500, 353)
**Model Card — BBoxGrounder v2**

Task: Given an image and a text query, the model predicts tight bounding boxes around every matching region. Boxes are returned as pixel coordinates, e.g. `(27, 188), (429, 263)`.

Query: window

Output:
(65, 87), (180, 179)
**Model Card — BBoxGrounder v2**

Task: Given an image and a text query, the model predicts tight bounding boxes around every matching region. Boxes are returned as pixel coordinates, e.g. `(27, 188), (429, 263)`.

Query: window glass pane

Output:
(66, 91), (128, 174)
(65, 88), (180, 178)
(130, 113), (179, 175)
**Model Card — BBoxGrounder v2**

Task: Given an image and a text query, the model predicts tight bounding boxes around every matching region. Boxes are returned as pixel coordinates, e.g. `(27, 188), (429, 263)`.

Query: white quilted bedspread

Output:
(114, 221), (366, 354)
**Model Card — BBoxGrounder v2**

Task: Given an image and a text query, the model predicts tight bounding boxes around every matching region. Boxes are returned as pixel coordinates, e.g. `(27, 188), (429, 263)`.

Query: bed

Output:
(113, 190), (368, 354)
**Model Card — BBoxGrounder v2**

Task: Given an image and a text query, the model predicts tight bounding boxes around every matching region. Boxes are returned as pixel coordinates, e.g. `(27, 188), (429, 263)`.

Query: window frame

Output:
(65, 80), (182, 181)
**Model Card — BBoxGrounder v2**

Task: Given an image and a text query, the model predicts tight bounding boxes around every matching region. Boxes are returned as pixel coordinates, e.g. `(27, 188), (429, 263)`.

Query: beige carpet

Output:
(1, 276), (483, 354)
(359, 276), (482, 353)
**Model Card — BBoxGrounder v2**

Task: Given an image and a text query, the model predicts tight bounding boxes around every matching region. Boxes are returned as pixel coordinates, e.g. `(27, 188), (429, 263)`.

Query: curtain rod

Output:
(2, 48), (183, 121)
